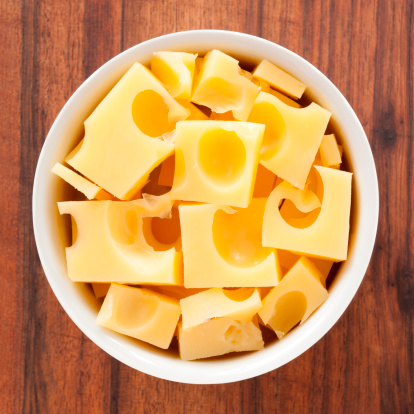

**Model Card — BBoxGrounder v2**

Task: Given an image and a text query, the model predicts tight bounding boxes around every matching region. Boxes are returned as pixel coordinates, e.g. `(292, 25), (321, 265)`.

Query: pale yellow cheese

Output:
(252, 60), (306, 100)
(97, 284), (180, 349)
(319, 134), (342, 167)
(191, 50), (260, 121)
(259, 81), (302, 108)
(263, 166), (352, 261)
(91, 283), (111, 298)
(171, 120), (264, 208)
(179, 199), (281, 288)
(253, 164), (277, 198)
(67, 63), (190, 200)
(151, 51), (198, 100)
(248, 92), (331, 189)
(58, 199), (182, 284)
(52, 162), (113, 200)
(258, 257), (328, 338)
(180, 288), (262, 330)
(178, 317), (264, 360)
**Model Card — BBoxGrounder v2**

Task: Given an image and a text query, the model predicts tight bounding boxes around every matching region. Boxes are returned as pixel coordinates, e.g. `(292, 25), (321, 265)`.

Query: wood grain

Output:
(0, 0), (412, 413)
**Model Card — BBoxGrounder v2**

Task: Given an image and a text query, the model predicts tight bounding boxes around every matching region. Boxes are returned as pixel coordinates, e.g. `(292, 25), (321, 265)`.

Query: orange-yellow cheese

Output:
(253, 164), (277, 198)
(177, 100), (209, 120)
(258, 257), (328, 338)
(150, 285), (206, 300)
(158, 155), (175, 187)
(180, 288), (262, 330)
(248, 92), (331, 189)
(252, 60), (306, 100)
(178, 317), (264, 360)
(52, 162), (113, 200)
(179, 199), (281, 288)
(58, 198), (182, 284)
(171, 120), (264, 207)
(263, 166), (352, 261)
(151, 51), (198, 100)
(91, 283), (111, 298)
(319, 134), (342, 167)
(259, 81), (302, 108)
(97, 284), (180, 349)
(192, 50), (260, 121)
(67, 63), (190, 200)
(209, 111), (235, 121)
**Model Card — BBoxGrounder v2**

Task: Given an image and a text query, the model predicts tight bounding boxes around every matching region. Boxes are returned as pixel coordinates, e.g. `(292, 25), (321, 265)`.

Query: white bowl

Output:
(32, 30), (379, 384)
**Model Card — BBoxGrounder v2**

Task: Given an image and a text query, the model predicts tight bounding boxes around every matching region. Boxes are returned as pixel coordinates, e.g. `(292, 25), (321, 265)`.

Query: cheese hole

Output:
(267, 291), (307, 337)
(150, 206), (181, 245)
(108, 204), (139, 245)
(222, 288), (255, 302)
(224, 322), (244, 345)
(279, 200), (321, 229)
(247, 102), (286, 160)
(115, 290), (159, 330)
(198, 129), (246, 186)
(213, 208), (272, 267)
(132, 89), (174, 137)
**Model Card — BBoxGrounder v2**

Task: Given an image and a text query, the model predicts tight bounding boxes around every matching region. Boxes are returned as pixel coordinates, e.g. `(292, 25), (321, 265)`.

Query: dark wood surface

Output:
(1, 0), (413, 413)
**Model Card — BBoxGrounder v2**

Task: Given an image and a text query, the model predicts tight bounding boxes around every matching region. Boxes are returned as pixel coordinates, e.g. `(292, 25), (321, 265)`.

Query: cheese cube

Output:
(158, 155), (175, 187)
(180, 288), (262, 330)
(178, 317), (264, 360)
(91, 283), (111, 298)
(253, 164), (277, 198)
(67, 63), (190, 200)
(179, 199), (281, 288)
(151, 51), (198, 100)
(97, 284), (180, 349)
(52, 163), (113, 200)
(263, 166), (352, 261)
(252, 60), (306, 100)
(150, 285), (206, 300)
(248, 92), (331, 189)
(177, 100), (209, 120)
(319, 134), (342, 167)
(171, 120), (264, 207)
(258, 257), (328, 339)
(210, 111), (236, 121)
(259, 81), (302, 108)
(192, 50), (260, 121)
(58, 198), (182, 284)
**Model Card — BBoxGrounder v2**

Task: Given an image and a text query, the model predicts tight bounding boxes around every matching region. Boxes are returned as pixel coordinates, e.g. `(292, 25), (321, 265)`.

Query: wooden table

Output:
(1, 0), (412, 412)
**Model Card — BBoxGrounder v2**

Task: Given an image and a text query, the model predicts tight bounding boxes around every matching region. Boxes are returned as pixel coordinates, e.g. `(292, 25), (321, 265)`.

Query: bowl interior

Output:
(33, 30), (379, 384)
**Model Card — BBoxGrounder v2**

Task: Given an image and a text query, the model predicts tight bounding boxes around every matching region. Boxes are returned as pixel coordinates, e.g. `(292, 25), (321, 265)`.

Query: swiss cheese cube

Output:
(319, 134), (342, 167)
(258, 257), (328, 339)
(252, 60), (306, 100)
(263, 166), (352, 261)
(179, 199), (281, 288)
(178, 317), (264, 360)
(259, 81), (302, 108)
(247, 92), (331, 189)
(58, 198), (182, 284)
(180, 288), (262, 330)
(171, 120), (264, 208)
(67, 63), (190, 200)
(52, 163), (113, 200)
(192, 50), (260, 121)
(97, 284), (181, 349)
(151, 51), (198, 100)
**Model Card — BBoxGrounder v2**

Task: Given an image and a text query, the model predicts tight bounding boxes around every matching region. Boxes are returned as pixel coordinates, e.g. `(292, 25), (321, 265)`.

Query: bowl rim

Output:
(32, 29), (379, 384)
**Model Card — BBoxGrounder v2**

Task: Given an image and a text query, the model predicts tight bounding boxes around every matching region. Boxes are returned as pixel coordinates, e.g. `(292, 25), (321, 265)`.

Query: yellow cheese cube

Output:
(277, 249), (333, 286)
(177, 100), (209, 120)
(58, 198), (182, 284)
(258, 257), (328, 339)
(252, 60), (306, 100)
(52, 162), (113, 200)
(263, 166), (352, 261)
(67, 63), (190, 200)
(209, 111), (235, 121)
(97, 284), (180, 349)
(178, 317), (264, 360)
(248, 92), (331, 189)
(192, 50), (260, 121)
(91, 283), (111, 298)
(151, 51), (198, 100)
(179, 199), (281, 288)
(259, 81), (302, 108)
(319, 134), (342, 167)
(253, 164), (277, 198)
(180, 288), (262, 330)
(171, 120), (264, 207)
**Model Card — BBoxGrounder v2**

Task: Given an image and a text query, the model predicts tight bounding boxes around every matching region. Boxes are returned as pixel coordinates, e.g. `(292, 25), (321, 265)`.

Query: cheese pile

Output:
(53, 50), (352, 360)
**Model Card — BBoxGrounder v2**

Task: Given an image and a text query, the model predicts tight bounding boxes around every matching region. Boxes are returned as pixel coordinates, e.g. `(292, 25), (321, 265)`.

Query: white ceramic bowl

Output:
(33, 30), (379, 384)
